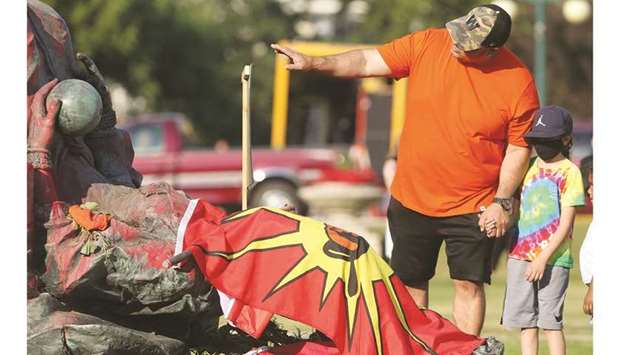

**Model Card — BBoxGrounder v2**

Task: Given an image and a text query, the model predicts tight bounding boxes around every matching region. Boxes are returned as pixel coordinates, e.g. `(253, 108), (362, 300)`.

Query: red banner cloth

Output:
(177, 200), (485, 355)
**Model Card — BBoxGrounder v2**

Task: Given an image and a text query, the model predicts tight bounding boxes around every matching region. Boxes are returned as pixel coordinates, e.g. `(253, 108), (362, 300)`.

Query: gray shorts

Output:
(501, 258), (570, 330)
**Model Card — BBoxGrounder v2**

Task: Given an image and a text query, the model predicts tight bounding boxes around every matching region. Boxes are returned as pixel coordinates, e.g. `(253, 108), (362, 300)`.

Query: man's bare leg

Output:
(452, 279), (485, 335)
(406, 281), (429, 309)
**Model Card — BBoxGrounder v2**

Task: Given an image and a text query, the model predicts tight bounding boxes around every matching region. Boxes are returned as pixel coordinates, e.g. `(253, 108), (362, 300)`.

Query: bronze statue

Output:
(27, 0), (141, 277)
(26, 3), (220, 352)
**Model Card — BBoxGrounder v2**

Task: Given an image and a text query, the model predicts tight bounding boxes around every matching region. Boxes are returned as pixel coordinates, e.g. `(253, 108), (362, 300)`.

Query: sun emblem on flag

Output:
(208, 207), (432, 355)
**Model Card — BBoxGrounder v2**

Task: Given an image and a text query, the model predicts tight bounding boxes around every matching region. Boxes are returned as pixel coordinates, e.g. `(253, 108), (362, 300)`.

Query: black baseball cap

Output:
(524, 105), (573, 142)
(445, 4), (512, 51)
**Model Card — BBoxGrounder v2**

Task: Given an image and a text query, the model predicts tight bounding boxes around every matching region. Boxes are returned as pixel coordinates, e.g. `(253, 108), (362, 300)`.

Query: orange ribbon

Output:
(68, 205), (110, 231)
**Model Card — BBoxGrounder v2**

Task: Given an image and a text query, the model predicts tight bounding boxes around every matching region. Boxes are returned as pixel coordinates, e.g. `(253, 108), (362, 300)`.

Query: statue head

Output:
(27, 0), (82, 96)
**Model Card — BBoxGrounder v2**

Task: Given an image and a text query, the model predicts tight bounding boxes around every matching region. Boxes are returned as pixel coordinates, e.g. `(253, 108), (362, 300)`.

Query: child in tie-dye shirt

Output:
(508, 158), (584, 267)
(501, 106), (585, 355)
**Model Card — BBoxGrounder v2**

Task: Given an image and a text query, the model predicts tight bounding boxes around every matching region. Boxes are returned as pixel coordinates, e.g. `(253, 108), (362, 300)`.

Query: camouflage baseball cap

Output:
(445, 4), (512, 52)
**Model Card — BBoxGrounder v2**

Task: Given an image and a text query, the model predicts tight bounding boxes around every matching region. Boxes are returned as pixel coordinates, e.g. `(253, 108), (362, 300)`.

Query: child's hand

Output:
(525, 258), (546, 282)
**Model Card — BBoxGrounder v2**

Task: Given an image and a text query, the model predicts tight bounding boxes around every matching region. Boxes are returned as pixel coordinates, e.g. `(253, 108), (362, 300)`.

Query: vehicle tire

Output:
(249, 180), (307, 214)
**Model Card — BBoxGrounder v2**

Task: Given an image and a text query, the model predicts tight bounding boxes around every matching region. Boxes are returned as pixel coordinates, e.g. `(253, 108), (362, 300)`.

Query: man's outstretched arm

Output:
(270, 44), (392, 78)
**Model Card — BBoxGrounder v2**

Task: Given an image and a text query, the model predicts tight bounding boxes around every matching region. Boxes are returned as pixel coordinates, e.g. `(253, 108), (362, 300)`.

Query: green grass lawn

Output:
(427, 214), (593, 355)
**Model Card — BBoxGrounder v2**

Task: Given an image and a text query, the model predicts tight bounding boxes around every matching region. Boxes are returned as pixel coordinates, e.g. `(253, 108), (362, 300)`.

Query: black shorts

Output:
(387, 197), (496, 285)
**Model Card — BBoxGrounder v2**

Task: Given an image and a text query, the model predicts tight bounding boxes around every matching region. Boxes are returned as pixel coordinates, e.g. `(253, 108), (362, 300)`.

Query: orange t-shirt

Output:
(378, 28), (540, 217)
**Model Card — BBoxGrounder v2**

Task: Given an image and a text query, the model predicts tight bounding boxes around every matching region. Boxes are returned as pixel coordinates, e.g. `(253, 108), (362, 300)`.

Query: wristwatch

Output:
(492, 197), (513, 214)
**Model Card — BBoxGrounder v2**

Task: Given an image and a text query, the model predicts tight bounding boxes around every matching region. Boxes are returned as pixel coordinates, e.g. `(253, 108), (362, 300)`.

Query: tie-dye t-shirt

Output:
(509, 158), (585, 268)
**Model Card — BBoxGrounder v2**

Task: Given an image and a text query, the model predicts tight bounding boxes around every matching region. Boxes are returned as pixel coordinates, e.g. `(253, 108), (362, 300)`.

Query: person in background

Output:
(579, 155), (594, 317)
(214, 139), (230, 152)
(382, 144), (398, 260)
(501, 106), (585, 355)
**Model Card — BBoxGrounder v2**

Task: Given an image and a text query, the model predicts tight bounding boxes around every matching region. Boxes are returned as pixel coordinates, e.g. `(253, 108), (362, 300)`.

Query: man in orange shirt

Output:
(271, 4), (539, 336)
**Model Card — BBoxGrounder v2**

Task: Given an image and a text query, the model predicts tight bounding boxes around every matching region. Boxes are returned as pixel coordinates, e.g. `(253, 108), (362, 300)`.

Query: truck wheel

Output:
(249, 180), (307, 214)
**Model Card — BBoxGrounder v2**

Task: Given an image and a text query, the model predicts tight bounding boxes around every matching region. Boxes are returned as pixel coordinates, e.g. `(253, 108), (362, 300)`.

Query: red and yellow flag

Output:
(177, 200), (485, 355)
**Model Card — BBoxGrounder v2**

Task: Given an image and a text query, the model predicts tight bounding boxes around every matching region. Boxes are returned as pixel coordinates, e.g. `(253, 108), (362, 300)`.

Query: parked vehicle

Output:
(572, 120), (593, 165)
(122, 113), (380, 213)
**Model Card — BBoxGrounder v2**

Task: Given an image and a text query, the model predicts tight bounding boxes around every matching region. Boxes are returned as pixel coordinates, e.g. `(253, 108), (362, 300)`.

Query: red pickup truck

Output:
(122, 113), (380, 212)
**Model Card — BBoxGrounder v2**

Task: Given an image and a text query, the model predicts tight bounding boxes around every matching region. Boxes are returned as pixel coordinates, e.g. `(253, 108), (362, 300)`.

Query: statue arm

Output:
(27, 79), (61, 205)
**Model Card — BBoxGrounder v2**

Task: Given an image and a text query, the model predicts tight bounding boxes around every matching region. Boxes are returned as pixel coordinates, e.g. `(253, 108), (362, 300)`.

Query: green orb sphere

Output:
(46, 79), (102, 137)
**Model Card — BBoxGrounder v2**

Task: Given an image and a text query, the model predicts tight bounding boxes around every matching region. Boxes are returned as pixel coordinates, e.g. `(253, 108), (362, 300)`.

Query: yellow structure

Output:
(271, 40), (408, 153)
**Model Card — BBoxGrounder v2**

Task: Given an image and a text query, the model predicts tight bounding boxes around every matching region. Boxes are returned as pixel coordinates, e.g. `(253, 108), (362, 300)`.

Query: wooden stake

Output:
(241, 64), (253, 210)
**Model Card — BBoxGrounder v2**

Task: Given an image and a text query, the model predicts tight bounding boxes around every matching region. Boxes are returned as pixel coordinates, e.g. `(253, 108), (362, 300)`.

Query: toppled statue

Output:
(27, 0), (141, 278)
(28, 293), (187, 355)
(26, 0), (219, 350)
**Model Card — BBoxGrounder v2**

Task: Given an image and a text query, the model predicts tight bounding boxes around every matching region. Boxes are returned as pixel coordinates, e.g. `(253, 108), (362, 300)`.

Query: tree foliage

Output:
(46, 0), (297, 146)
(45, 0), (591, 147)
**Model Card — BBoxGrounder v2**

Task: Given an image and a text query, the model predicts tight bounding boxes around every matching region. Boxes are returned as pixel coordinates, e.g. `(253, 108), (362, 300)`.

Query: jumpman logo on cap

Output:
(535, 114), (546, 127)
